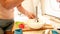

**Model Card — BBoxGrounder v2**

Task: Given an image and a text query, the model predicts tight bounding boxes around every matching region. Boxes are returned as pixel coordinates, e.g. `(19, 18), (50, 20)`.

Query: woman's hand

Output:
(25, 11), (36, 19)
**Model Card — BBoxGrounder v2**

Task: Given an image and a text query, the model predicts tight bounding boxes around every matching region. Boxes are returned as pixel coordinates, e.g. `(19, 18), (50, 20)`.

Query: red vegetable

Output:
(19, 24), (25, 29)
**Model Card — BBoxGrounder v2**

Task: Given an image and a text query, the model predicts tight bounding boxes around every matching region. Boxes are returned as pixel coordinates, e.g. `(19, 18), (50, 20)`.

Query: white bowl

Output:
(26, 19), (45, 29)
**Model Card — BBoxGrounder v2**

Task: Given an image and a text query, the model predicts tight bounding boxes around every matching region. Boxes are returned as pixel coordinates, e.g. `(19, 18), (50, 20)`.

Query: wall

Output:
(44, 0), (60, 18)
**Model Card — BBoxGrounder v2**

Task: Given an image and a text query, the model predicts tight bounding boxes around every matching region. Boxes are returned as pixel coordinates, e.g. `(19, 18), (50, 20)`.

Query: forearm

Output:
(17, 5), (36, 19)
(0, 0), (23, 9)
(17, 5), (28, 16)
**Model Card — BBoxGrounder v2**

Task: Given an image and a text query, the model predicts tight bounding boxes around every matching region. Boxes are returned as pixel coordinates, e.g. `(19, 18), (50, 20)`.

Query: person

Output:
(57, 0), (60, 3)
(0, 0), (36, 34)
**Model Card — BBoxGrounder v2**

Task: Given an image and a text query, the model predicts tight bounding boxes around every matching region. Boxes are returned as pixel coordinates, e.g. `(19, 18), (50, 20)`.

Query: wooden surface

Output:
(12, 23), (53, 32)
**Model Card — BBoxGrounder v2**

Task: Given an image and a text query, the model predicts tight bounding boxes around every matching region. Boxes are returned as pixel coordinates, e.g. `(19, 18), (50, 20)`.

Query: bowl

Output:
(26, 19), (45, 29)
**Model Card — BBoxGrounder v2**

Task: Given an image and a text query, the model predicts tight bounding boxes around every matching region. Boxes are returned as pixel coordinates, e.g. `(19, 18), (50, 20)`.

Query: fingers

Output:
(27, 12), (36, 19)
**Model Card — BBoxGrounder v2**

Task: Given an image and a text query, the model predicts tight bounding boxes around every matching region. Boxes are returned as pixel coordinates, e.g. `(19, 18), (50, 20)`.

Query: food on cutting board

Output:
(19, 24), (25, 29)
(15, 21), (25, 29)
